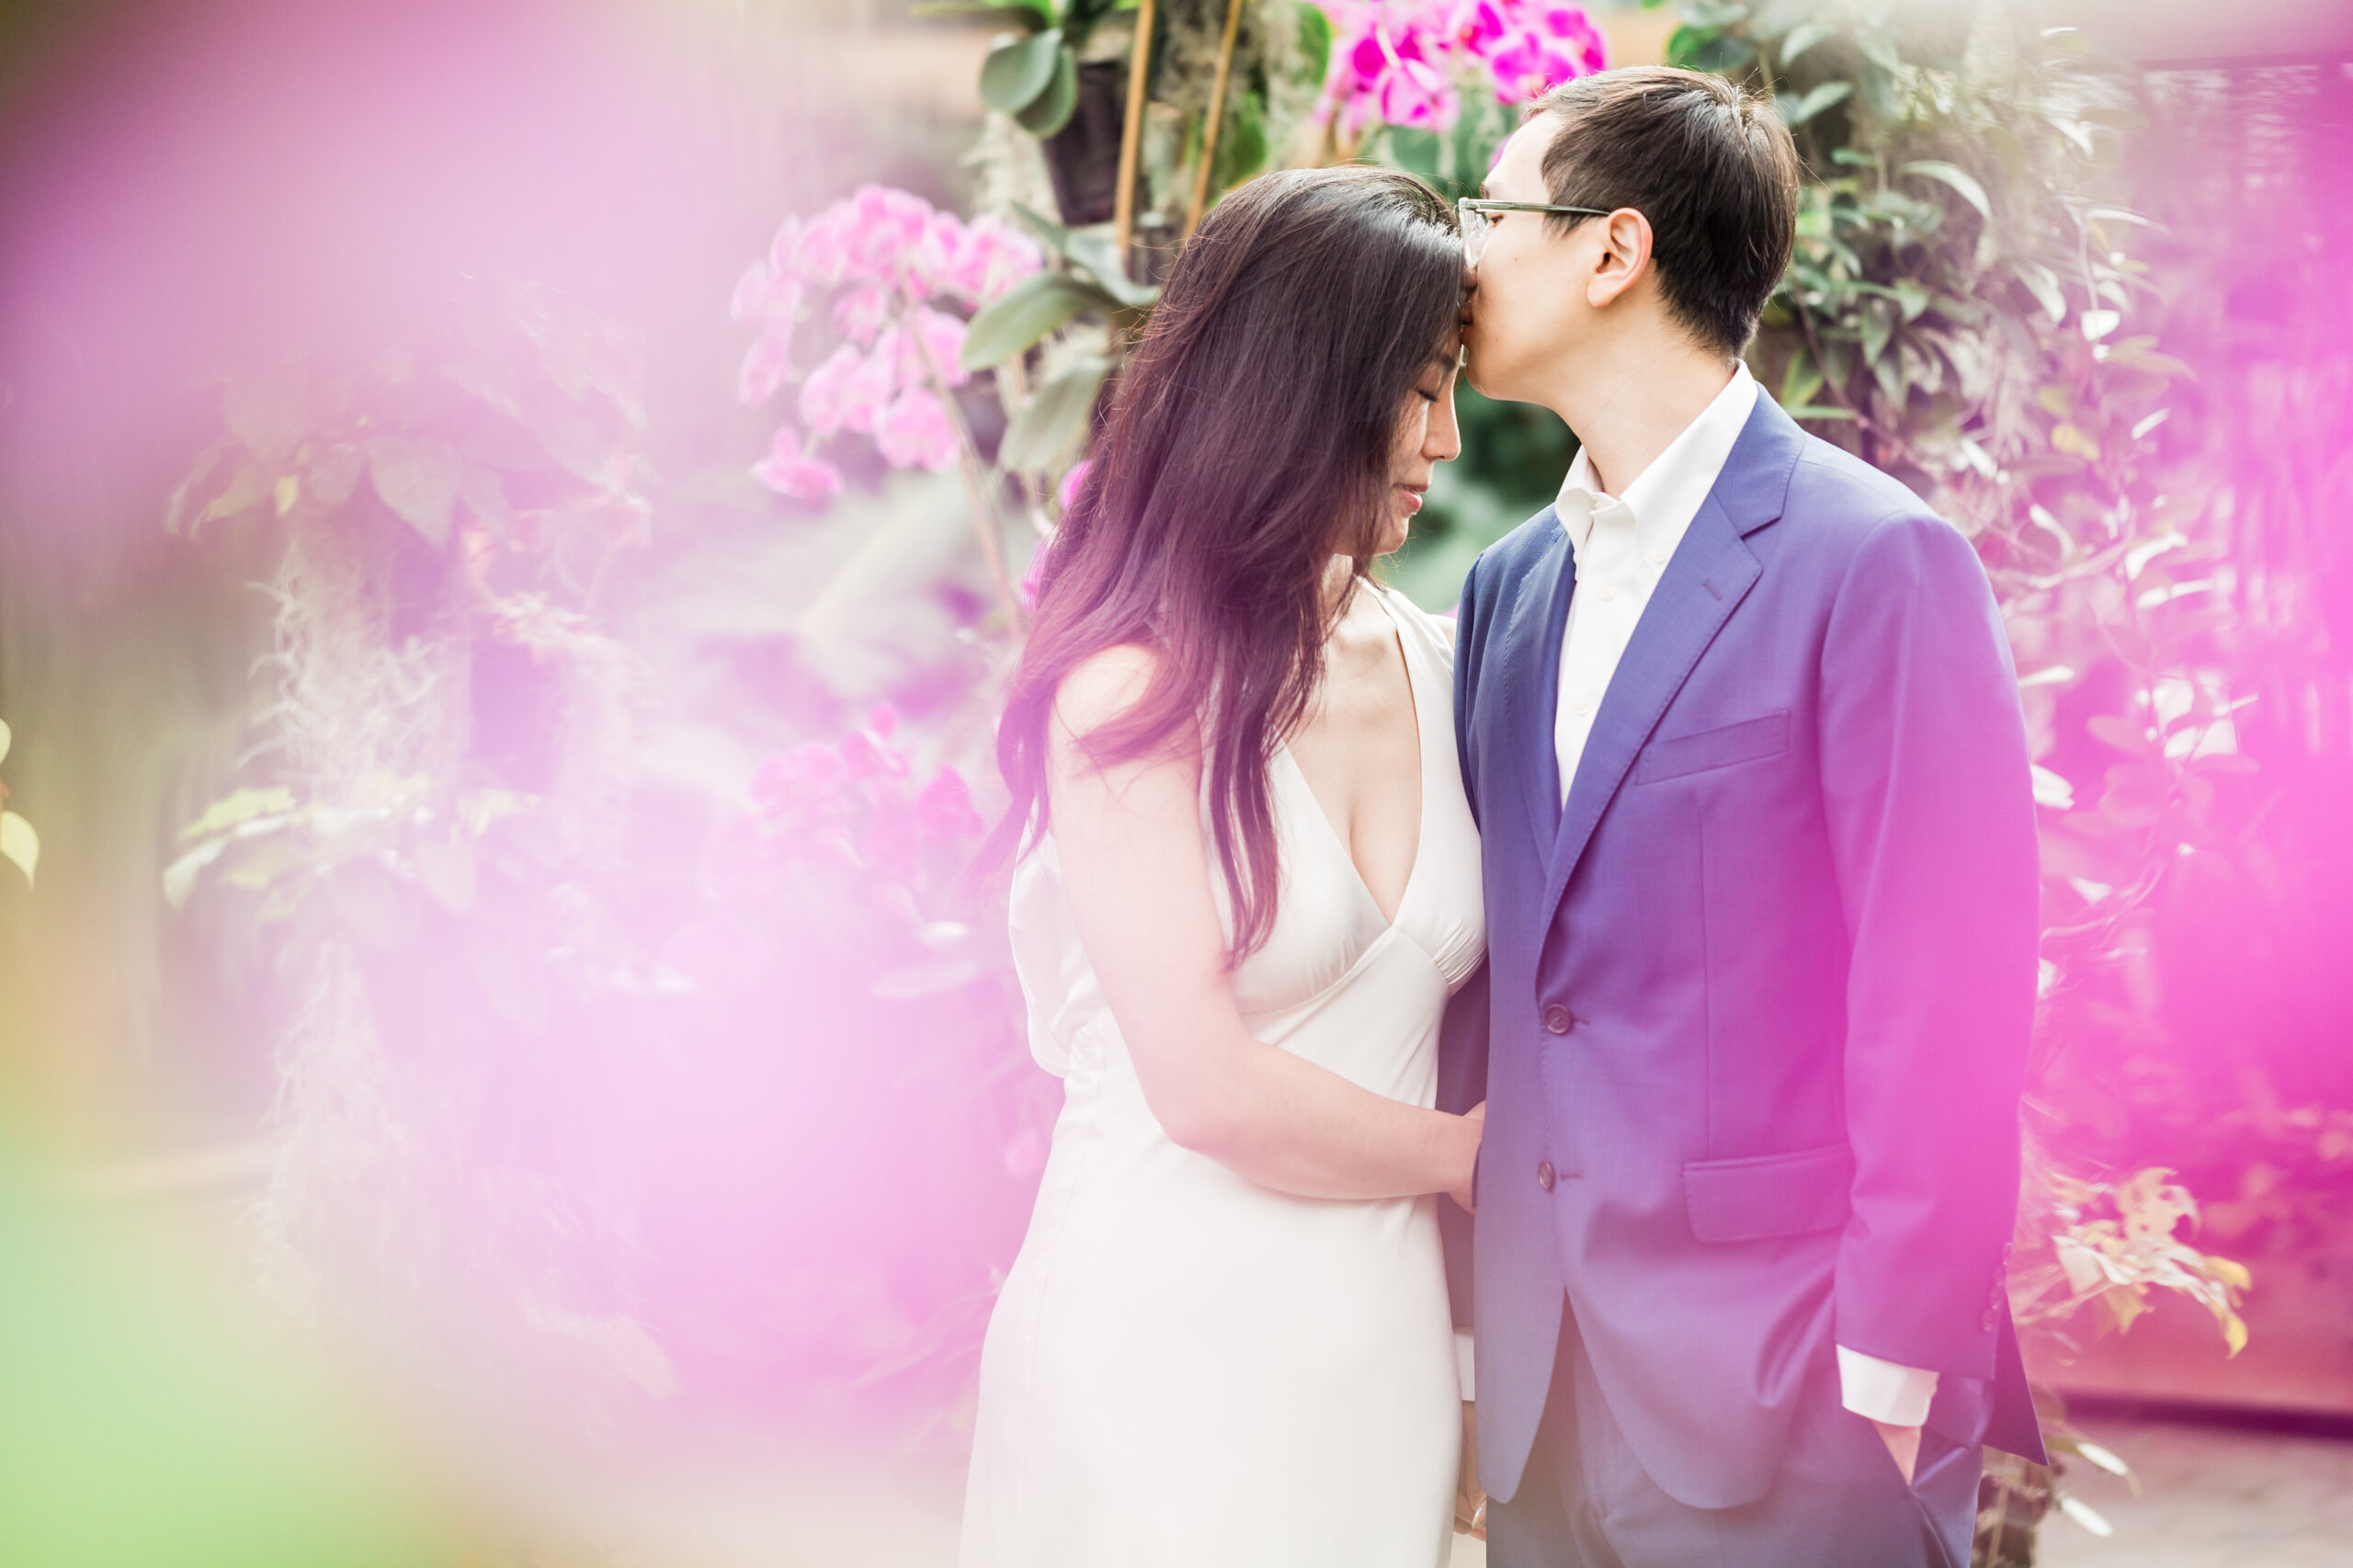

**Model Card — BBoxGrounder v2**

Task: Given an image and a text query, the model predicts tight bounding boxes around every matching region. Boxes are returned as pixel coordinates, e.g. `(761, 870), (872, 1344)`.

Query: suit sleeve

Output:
(1819, 511), (2038, 1381)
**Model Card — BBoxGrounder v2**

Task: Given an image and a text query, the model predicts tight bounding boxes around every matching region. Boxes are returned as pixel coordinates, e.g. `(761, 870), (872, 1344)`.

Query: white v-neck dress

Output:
(960, 585), (1485, 1567)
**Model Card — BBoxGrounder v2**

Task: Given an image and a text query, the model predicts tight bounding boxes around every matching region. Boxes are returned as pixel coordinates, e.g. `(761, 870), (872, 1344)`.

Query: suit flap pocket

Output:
(1633, 711), (1790, 785)
(1685, 1142), (1853, 1243)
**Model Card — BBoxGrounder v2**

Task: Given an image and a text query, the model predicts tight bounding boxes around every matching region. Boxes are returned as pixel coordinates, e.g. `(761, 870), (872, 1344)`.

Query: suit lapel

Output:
(1537, 398), (1806, 932)
(1495, 508), (1576, 848)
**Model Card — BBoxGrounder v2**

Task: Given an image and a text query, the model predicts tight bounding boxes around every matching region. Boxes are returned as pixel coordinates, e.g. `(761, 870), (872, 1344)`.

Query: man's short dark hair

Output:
(1533, 66), (1799, 358)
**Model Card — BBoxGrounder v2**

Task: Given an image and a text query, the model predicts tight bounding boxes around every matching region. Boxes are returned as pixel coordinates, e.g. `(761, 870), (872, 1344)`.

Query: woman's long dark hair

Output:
(988, 166), (1461, 964)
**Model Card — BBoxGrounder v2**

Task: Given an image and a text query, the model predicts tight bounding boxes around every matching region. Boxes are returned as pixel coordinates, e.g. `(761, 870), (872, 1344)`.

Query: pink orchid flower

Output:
(874, 385), (961, 472)
(798, 343), (863, 437)
(738, 322), (796, 406)
(833, 282), (893, 347)
(751, 424), (844, 505)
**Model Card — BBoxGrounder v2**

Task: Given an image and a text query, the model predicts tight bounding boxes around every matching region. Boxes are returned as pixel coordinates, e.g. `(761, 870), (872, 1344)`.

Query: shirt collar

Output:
(1556, 362), (1758, 562)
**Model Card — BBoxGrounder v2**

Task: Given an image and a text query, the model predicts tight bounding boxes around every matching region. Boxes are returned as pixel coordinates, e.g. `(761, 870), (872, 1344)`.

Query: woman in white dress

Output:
(961, 168), (1485, 1566)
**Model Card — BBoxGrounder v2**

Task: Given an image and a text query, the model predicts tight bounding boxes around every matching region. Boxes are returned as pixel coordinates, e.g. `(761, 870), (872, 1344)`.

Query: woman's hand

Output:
(1453, 1401), (1486, 1539)
(1447, 1101), (1485, 1214)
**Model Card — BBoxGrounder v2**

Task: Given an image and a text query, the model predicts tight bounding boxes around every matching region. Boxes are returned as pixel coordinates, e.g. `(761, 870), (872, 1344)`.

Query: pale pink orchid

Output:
(837, 335), (900, 436)
(744, 184), (1041, 501)
(833, 283), (893, 347)
(874, 386), (961, 472)
(731, 259), (775, 325)
(751, 424), (844, 504)
(739, 323), (796, 406)
(946, 216), (1045, 305)
(907, 306), (970, 390)
(798, 343), (864, 437)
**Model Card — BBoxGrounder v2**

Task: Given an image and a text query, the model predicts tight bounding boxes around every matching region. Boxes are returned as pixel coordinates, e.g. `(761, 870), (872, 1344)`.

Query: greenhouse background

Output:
(1, 1), (2349, 1563)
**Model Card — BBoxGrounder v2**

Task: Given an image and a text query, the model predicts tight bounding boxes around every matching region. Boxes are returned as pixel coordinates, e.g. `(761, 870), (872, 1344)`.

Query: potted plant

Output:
(924, 0), (1142, 224)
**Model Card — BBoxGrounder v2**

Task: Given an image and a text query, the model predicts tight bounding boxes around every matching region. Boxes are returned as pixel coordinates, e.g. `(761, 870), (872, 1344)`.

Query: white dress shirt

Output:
(1457, 363), (1939, 1431)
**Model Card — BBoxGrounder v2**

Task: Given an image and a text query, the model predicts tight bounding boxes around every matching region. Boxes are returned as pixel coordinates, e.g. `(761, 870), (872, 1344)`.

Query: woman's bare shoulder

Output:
(1050, 643), (1162, 739)
(1375, 581), (1459, 662)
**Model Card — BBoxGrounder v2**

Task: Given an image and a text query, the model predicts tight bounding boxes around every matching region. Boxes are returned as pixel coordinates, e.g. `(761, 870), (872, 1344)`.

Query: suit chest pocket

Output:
(1632, 710), (1790, 786)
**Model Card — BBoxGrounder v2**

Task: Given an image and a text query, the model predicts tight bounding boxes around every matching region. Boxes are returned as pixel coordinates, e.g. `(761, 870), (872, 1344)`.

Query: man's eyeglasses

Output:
(1458, 198), (1613, 266)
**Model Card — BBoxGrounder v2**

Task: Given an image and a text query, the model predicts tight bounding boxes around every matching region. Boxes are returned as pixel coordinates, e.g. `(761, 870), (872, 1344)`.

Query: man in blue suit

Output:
(1438, 67), (2047, 1565)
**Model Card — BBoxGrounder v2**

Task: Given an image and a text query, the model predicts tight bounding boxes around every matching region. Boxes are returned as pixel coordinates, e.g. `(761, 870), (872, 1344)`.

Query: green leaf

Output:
(200, 461), (270, 528)
(2104, 344), (2195, 380)
(1780, 19), (1833, 63)
(961, 273), (1113, 369)
(1784, 405), (1858, 421)
(981, 28), (1063, 116)
(2011, 260), (2066, 324)
(1859, 59), (1901, 119)
(367, 435), (463, 545)
(913, 0), (1051, 25)
(1861, 296), (1895, 365)
(1685, 31), (1756, 74)
(1893, 278), (1929, 321)
(163, 835), (231, 908)
(1294, 1), (1331, 85)
(1779, 352), (1824, 410)
(1, 809), (35, 888)
(1900, 160), (1992, 222)
(1779, 80), (1852, 127)
(999, 355), (1112, 472)
(1677, 0), (1750, 24)
(180, 786), (298, 841)
(1014, 44), (1079, 136)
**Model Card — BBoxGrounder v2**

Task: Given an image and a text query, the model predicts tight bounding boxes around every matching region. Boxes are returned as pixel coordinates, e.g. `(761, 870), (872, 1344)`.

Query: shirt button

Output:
(1647, 549), (1668, 566)
(1597, 584), (1619, 603)
(1537, 1160), (1556, 1191)
(1573, 696), (1595, 718)
(1543, 1004), (1574, 1034)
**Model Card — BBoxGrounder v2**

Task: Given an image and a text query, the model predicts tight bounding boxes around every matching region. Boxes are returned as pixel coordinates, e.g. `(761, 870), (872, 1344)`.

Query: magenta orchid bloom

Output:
(1318, 0), (1606, 140)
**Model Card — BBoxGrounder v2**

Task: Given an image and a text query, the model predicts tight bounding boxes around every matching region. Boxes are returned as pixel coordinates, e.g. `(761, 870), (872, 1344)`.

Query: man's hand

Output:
(1870, 1418), (1921, 1486)
(1454, 1402), (1487, 1539)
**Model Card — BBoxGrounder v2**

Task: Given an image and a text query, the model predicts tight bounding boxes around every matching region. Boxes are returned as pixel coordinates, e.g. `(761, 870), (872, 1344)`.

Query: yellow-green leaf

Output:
(163, 836), (231, 909)
(1900, 159), (1993, 222)
(180, 787), (298, 842)
(1, 809), (36, 887)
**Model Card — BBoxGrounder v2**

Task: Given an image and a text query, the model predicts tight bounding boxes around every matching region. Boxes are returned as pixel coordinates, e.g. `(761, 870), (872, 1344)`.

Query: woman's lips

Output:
(1397, 484), (1426, 515)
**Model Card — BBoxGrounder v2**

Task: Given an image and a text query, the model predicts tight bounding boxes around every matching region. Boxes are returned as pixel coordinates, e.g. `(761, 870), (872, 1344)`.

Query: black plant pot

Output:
(1040, 60), (1131, 228)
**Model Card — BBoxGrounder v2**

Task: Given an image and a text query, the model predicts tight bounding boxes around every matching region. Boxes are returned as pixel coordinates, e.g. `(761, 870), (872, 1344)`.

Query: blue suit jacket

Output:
(1438, 393), (2046, 1510)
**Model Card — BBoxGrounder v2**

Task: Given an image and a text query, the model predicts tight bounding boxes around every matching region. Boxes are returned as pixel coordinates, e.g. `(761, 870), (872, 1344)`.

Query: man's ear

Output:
(1585, 208), (1654, 311)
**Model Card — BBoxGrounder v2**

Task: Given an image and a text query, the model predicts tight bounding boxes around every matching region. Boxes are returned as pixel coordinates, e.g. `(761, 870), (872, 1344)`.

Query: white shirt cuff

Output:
(1454, 1331), (1476, 1402)
(1836, 1344), (1938, 1427)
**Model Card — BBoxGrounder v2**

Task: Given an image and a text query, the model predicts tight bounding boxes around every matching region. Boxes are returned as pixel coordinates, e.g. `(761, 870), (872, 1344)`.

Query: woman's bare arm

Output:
(1048, 646), (1481, 1205)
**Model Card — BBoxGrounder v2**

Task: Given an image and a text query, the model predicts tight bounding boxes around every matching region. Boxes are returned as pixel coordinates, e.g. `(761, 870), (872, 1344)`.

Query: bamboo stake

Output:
(1183, 0), (1247, 241)
(1111, 0), (1156, 267)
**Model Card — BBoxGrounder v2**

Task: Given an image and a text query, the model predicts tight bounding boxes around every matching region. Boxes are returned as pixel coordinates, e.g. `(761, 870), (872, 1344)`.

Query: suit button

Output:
(1542, 1004), (1574, 1035)
(1537, 1160), (1556, 1191)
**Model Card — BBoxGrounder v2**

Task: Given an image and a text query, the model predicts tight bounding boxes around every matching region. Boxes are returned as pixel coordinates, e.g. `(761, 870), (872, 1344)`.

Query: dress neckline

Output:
(1275, 582), (1433, 935)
